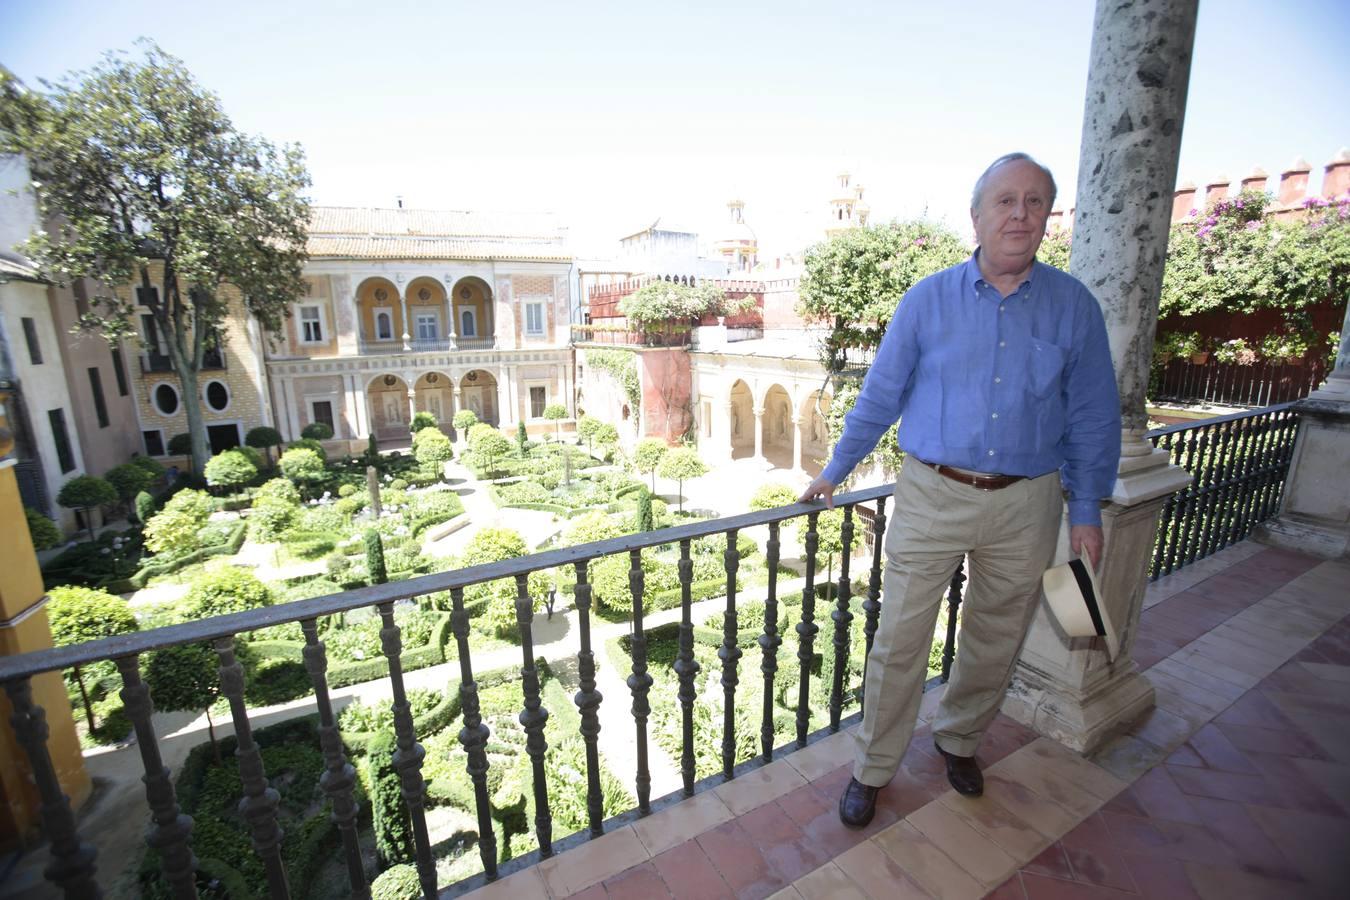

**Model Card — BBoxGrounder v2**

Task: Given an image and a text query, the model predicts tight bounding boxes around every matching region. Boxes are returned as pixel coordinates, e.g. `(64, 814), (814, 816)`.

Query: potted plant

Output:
(1259, 331), (1310, 365)
(1214, 337), (1257, 366)
(1158, 331), (1205, 364)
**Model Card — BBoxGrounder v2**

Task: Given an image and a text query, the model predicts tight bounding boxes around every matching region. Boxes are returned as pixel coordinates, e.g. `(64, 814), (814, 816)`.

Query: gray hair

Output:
(971, 152), (1057, 210)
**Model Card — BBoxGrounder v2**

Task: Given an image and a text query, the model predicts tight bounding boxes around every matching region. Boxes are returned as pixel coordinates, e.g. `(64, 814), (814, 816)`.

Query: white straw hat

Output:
(1042, 550), (1119, 660)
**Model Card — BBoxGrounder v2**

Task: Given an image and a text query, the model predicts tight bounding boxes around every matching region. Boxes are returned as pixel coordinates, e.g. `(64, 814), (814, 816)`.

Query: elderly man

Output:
(799, 152), (1120, 828)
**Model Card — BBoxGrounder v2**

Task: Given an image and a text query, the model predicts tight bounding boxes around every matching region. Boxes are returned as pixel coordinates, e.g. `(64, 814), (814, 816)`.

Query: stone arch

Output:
(450, 276), (494, 347)
(355, 276), (403, 347)
(406, 277), (450, 348)
(729, 379), (754, 460)
(367, 372), (412, 442)
(413, 370), (453, 429)
(459, 368), (500, 426)
(761, 383), (793, 467)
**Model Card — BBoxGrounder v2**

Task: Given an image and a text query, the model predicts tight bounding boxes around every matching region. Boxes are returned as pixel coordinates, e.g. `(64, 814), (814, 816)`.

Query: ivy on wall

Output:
(587, 349), (641, 414)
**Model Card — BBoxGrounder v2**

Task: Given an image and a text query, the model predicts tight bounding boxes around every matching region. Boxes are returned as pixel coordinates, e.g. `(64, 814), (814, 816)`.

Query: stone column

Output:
(1256, 307), (1350, 558)
(717, 401), (735, 462)
(399, 289), (411, 351)
(281, 376), (302, 441)
(1002, 0), (1199, 755)
(752, 407), (764, 463)
(790, 414), (803, 474)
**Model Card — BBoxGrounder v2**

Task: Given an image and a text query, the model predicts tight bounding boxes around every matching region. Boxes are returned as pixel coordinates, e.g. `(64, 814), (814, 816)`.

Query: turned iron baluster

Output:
(940, 560), (967, 683)
(571, 563), (606, 834)
(828, 506), (855, 731)
(375, 603), (438, 895)
(449, 587), (498, 876)
(674, 540), (700, 795)
(512, 574), (553, 857)
(299, 620), (368, 898)
(860, 496), (887, 710)
(114, 655), (198, 900)
(758, 522), (781, 760)
(4, 677), (101, 899)
(214, 636), (289, 899)
(795, 511), (819, 747)
(627, 549), (654, 814)
(720, 529), (743, 780)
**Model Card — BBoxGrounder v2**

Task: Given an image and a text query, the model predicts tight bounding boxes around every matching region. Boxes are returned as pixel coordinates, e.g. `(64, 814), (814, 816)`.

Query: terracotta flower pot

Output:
(1189, 351), (1210, 364)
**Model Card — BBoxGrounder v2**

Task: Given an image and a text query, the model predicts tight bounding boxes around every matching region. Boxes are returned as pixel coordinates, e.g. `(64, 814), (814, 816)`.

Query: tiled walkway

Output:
(462, 543), (1350, 899)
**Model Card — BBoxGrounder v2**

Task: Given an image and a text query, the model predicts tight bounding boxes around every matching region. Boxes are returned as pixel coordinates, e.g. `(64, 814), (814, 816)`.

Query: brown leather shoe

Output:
(934, 743), (983, 796)
(838, 777), (880, 828)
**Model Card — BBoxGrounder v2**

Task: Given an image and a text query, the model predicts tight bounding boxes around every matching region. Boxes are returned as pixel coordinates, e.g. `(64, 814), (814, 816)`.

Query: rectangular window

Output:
(415, 312), (438, 342)
(136, 286), (159, 307)
(524, 301), (545, 337)
(111, 348), (129, 396)
(311, 400), (335, 433)
(21, 317), (42, 365)
(460, 308), (477, 337)
(529, 386), (547, 418)
(142, 430), (165, 457)
(375, 308), (394, 340)
(298, 305), (324, 343)
(141, 313), (164, 355)
(88, 367), (109, 428)
(48, 409), (75, 473)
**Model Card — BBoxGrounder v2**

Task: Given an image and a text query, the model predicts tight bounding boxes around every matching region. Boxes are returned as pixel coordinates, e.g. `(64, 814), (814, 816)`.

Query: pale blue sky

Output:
(3, 0), (1347, 258)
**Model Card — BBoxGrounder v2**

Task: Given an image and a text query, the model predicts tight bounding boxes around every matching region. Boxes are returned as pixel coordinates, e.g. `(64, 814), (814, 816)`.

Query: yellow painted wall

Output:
(0, 464), (91, 849)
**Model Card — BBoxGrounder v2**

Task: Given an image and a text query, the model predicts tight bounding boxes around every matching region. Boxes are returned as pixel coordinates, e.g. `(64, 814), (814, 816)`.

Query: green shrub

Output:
(413, 428), (453, 472)
(371, 864), (422, 900)
(334, 496), (363, 518)
(561, 510), (622, 546)
(104, 462), (155, 501)
(366, 530), (387, 585)
(182, 568), (273, 619)
(255, 477), (302, 505)
(24, 506), (60, 550)
(133, 491), (157, 525)
(129, 455), (166, 479)
(143, 488), (213, 557)
(749, 483), (799, 511)
(337, 688), (441, 734)
(280, 447), (327, 484)
(249, 497), (296, 541)
(405, 490), (464, 535)
(204, 449), (258, 492)
(245, 425), (283, 456)
(337, 483), (357, 497)
(452, 409), (479, 433)
(167, 433), (192, 457)
(389, 478), (409, 492)
(365, 729), (413, 868)
(409, 411), (437, 434)
(300, 422), (334, 440)
(636, 490), (654, 532)
(56, 475), (117, 539)
(47, 585), (138, 646)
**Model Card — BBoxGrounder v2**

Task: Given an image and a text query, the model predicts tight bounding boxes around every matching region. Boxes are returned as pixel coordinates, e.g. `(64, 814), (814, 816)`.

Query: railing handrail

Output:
(1145, 400), (1297, 439)
(0, 484), (893, 683)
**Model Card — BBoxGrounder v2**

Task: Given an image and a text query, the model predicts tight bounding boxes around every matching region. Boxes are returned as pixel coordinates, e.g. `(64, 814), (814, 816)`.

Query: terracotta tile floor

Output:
(462, 545), (1350, 899)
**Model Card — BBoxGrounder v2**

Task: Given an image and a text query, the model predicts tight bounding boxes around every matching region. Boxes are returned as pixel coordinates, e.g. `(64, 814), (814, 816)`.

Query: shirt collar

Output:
(966, 250), (1038, 299)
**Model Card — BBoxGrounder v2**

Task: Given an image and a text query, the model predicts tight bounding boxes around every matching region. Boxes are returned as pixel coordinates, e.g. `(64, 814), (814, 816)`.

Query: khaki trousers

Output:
(854, 458), (1062, 786)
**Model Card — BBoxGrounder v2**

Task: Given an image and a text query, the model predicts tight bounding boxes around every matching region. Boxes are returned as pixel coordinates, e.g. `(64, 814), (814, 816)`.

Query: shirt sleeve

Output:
(820, 291), (922, 486)
(1059, 288), (1122, 527)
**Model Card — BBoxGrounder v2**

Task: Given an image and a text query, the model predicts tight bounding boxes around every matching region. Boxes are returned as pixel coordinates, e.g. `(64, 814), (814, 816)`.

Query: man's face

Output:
(970, 160), (1053, 274)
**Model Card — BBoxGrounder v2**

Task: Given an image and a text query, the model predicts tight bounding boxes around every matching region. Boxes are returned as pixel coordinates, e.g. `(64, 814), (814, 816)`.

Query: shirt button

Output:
(991, 412), (999, 419)
(994, 376), (1002, 383)
(999, 305), (1005, 312)
(987, 449), (996, 456)
(999, 340), (1006, 347)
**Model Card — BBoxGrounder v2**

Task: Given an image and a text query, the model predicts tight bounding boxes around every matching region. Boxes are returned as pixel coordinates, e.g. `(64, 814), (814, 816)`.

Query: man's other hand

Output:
(799, 476), (836, 508)
(1070, 524), (1105, 569)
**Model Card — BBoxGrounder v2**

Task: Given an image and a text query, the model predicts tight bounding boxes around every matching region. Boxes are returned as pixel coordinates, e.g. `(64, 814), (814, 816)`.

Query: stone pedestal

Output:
(1256, 350), (1350, 558)
(1004, 448), (1191, 752)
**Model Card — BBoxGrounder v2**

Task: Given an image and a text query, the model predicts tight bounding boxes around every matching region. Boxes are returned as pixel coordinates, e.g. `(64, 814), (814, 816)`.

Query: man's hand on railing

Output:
(799, 475), (837, 509)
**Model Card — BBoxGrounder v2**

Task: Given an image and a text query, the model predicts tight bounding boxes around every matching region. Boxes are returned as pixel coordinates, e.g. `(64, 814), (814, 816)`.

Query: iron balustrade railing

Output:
(1153, 358), (1326, 408)
(2, 484), (978, 900)
(1148, 403), (1301, 579)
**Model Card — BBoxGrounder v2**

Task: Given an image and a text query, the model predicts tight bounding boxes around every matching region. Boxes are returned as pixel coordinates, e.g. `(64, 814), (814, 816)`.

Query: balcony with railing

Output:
(2, 404), (1347, 900)
(356, 336), (499, 355)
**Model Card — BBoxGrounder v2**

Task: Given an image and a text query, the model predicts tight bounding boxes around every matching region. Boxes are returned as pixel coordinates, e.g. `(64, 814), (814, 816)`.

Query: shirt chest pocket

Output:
(1027, 339), (1068, 399)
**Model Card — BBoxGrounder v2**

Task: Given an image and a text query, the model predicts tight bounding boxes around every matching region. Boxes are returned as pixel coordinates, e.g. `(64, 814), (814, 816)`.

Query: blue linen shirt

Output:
(821, 254), (1121, 527)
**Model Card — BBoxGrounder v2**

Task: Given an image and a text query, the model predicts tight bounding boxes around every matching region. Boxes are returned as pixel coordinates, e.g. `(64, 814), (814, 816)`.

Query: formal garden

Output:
(26, 404), (931, 898)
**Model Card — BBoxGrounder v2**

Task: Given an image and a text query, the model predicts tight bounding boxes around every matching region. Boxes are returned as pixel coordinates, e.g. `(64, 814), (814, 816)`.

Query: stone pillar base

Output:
(1254, 383), (1350, 560)
(1003, 655), (1155, 753)
(1003, 445), (1191, 755)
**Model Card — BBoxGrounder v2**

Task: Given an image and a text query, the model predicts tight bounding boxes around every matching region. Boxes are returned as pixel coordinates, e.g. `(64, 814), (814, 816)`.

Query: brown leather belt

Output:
(917, 458), (1025, 491)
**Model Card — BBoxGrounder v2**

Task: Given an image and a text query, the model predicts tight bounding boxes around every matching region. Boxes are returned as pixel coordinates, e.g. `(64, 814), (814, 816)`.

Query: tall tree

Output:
(0, 42), (311, 473)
